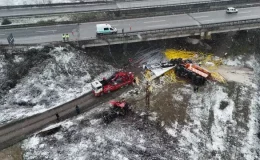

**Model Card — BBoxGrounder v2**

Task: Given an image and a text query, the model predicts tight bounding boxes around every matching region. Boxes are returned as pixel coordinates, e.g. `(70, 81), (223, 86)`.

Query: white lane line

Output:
(131, 3), (142, 5)
(239, 11), (252, 14)
(144, 20), (166, 24)
(200, 20), (214, 23)
(36, 30), (57, 33)
(147, 24), (169, 28)
(240, 15), (259, 18)
(0, 34), (5, 36)
(193, 16), (208, 19)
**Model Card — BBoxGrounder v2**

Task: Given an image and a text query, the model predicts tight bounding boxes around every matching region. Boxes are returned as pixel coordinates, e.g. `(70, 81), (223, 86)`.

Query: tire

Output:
(107, 90), (111, 93)
(187, 71), (192, 79)
(201, 77), (206, 85)
(191, 73), (197, 84)
(196, 76), (201, 85)
(177, 58), (183, 65)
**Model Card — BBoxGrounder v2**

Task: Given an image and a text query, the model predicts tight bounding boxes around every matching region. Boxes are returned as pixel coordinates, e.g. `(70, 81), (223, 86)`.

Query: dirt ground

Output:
(217, 65), (254, 87)
(0, 144), (23, 160)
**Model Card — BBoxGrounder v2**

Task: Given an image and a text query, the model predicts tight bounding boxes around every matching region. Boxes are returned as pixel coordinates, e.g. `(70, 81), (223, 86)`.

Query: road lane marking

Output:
(240, 15), (259, 18)
(130, 3), (142, 5)
(200, 20), (214, 23)
(0, 34), (5, 36)
(239, 11), (252, 14)
(36, 30), (57, 33)
(147, 24), (169, 28)
(144, 20), (166, 23)
(193, 16), (208, 19)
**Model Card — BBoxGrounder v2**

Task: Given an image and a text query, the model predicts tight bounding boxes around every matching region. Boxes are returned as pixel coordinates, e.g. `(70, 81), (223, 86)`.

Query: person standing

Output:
(55, 113), (60, 121)
(62, 34), (65, 42)
(66, 33), (69, 41)
(75, 105), (80, 115)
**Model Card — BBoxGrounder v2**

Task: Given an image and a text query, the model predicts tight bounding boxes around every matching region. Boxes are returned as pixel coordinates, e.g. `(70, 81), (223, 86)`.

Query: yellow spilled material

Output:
(211, 72), (226, 83)
(144, 70), (152, 82)
(164, 70), (185, 83)
(163, 49), (226, 84)
(164, 49), (196, 60)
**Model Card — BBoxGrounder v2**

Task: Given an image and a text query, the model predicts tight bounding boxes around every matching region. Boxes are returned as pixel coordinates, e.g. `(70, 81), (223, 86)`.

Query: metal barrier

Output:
(84, 18), (260, 46)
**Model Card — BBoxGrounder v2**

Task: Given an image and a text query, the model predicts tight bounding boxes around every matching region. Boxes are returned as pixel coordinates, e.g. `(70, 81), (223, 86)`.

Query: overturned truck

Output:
(145, 58), (211, 85)
(172, 58), (210, 85)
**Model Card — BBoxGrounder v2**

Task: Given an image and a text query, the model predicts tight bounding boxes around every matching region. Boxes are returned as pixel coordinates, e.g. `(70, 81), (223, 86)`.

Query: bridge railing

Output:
(202, 18), (260, 28)
(85, 18), (260, 45)
(118, 0), (259, 10)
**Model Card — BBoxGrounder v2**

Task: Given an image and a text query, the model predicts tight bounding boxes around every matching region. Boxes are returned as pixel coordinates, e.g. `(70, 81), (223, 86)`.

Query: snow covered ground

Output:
(0, 0), (101, 6)
(21, 48), (260, 159)
(8, 15), (70, 25)
(0, 46), (115, 124)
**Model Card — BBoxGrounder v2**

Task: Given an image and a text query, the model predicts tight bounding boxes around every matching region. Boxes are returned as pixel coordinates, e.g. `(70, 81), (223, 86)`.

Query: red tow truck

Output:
(91, 71), (135, 96)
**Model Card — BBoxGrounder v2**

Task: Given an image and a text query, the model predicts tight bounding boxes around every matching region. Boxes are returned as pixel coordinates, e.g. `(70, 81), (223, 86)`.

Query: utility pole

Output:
(145, 81), (150, 114)
(76, 23), (80, 47)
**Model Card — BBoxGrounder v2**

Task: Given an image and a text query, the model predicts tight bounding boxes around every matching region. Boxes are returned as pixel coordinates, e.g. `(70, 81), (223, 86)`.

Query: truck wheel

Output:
(107, 90), (110, 93)
(201, 77), (206, 85)
(175, 66), (180, 73)
(187, 71), (192, 79)
(191, 73), (196, 84)
(195, 76), (201, 85)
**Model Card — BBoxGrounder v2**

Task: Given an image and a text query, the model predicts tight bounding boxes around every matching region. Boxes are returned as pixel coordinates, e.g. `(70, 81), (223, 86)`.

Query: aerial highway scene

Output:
(0, 0), (259, 159)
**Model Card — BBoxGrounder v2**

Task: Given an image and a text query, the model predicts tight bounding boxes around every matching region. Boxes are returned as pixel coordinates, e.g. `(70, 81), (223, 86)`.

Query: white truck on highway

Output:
(96, 24), (118, 36)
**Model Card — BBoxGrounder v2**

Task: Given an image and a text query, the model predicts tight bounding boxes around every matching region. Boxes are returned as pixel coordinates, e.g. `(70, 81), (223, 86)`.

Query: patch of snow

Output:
(210, 87), (234, 151)
(0, 46), (114, 124)
(223, 56), (243, 66)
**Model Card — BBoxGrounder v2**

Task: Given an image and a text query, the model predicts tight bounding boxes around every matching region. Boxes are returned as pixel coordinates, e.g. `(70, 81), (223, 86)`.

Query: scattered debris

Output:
(102, 100), (130, 124)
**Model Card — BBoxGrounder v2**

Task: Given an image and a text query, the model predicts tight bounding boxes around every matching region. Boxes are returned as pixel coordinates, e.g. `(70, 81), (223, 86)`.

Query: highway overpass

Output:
(0, 6), (260, 46)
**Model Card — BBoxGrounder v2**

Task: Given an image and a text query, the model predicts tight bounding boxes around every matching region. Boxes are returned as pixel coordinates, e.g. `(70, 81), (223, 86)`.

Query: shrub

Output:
(1, 18), (12, 25)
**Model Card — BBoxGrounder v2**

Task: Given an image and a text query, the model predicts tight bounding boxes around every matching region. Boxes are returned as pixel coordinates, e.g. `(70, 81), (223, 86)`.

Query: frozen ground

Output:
(22, 49), (260, 160)
(7, 15), (70, 25)
(0, 46), (115, 124)
(0, 0), (101, 6)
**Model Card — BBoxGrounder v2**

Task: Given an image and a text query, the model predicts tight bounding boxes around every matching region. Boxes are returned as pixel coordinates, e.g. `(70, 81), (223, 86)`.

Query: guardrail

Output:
(118, 0), (258, 10)
(0, 0), (258, 10)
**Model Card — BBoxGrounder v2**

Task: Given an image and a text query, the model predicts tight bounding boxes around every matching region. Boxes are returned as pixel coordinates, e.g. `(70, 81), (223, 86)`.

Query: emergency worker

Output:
(66, 33), (69, 41)
(62, 34), (65, 42)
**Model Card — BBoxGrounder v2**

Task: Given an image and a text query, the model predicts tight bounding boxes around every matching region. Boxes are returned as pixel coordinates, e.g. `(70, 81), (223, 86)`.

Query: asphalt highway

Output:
(0, 6), (260, 44)
(0, 0), (230, 17)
